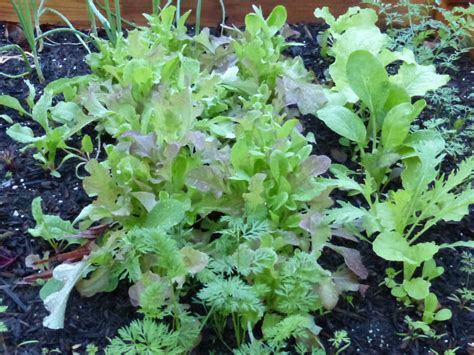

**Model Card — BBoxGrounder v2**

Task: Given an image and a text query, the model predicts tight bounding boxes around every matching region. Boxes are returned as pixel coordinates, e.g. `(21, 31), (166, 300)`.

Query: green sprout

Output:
(329, 330), (351, 354)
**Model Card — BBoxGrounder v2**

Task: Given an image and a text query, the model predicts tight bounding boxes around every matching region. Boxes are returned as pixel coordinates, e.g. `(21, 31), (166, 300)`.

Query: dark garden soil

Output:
(0, 22), (472, 355)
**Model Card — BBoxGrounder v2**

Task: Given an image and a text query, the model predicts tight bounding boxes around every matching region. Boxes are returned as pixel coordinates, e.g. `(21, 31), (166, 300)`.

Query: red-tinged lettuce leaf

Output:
(315, 280), (339, 310)
(300, 155), (331, 178)
(328, 245), (368, 279)
(299, 211), (324, 234)
(277, 76), (327, 115)
(180, 247), (209, 275)
(121, 131), (157, 158)
(185, 166), (227, 198)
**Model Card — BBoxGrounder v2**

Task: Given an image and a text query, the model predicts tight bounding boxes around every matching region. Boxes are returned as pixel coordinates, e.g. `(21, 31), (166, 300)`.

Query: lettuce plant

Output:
(11, 6), (368, 352)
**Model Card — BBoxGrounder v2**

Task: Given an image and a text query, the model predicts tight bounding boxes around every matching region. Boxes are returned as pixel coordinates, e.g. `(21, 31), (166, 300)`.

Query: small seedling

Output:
(460, 251), (474, 279)
(329, 330), (351, 354)
(448, 288), (474, 312)
(398, 316), (444, 342)
(85, 343), (99, 355)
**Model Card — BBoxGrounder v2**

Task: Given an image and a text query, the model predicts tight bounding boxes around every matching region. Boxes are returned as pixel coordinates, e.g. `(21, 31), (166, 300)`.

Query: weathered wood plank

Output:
(0, 0), (93, 27)
(0, 0), (463, 28)
(0, 0), (369, 28)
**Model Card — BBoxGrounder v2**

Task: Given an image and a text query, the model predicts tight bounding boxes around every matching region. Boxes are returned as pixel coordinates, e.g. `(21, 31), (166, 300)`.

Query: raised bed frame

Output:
(0, 0), (464, 28)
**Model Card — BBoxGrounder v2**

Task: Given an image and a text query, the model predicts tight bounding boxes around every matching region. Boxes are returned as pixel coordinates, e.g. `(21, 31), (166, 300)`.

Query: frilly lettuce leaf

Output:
(42, 259), (90, 329)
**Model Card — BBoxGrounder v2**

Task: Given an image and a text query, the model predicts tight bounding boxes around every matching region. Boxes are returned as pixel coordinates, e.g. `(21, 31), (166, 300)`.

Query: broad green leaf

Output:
(422, 259), (444, 281)
(144, 199), (186, 230)
(317, 106), (366, 144)
(314, 7), (377, 33)
(424, 292), (438, 312)
(381, 102), (421, 149)
(383, 83), (410, 112)
(76, 267), (117, 297)
(131, 191), (157, 212)
(267, 5), (287, 32)
(373, 231), (439, 265)
(373, 231), (409, 262)
(245, 13), (264, 36)
(378, 47), (416, 66)
(391, 286), (407, 298)
(0, 95), (29, 116)
(0, 114), (13, 124)
(346, 50), (389, 113)
(6, 123), (39, 143)
(269, 150), (289, 181)
(401, 130), (445, 192)
(434, 309), (452, 321)
(51, 101), (83, 125)
(81, 135), (93, 154)
(39, 278), (64, 301)
(329, 27), (388, 101)
(390, 63), (449, 97)
(402, 278), (430, 300)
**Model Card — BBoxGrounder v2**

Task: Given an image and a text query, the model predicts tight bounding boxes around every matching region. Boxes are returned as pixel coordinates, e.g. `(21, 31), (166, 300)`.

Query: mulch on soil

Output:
(0, 22), (472, 354)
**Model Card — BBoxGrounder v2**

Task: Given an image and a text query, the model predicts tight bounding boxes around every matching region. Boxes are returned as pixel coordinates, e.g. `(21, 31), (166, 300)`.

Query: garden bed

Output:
(1, 6), (473, 355)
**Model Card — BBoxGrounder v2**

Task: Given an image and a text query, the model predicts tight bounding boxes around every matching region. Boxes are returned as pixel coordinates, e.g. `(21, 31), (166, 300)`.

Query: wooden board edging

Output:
(0, 0), (435, 28)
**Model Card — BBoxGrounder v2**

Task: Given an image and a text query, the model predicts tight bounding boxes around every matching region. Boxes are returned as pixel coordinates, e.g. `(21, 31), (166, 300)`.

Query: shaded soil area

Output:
(0, 22), (472, 354)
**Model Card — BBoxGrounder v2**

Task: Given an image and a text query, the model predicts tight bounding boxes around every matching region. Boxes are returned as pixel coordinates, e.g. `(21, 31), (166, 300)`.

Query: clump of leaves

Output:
(105, 319), (185, 355)
(16, 5), (365, 354)
(315, 6), (474, 323)
(362, 1), (473, 158)
(398, 315), (445, 342)
(315, 6), (450, 190)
